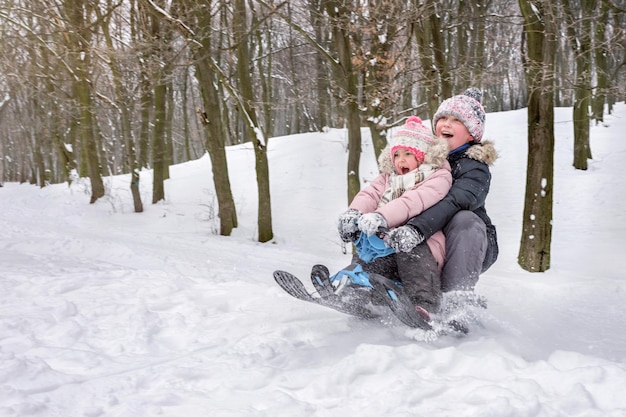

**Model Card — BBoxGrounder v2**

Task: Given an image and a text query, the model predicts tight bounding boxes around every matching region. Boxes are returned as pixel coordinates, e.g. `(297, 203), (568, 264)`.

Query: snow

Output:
(2, 104), (626, 416)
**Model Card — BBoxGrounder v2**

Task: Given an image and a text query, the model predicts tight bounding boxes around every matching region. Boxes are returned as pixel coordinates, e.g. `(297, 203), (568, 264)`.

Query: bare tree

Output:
(136, 1), (171, 204)
(355, 0), (419, 159)
(179, 0), (239, 236)
(307, 0), (333, 131)
(518, 0), (558, 272)
(62, 0), (107, 202)
(232, 0), (273, 242)
(562, 0), (594, 170)
(412, 1), (451, 117)
(96, 1), (144, 212)
(320, 0), (363, 203)
(592, 0), (611, 123)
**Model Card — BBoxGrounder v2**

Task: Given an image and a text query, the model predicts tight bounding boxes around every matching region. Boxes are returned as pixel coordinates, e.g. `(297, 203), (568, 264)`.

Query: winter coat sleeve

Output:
(375, 166), (452, 229)
(348, 173), (389, 214)
(407, 157), (491, 240)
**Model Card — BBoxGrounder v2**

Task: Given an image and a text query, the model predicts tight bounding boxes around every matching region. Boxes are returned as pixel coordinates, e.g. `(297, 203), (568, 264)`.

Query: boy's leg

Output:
(441, 211), (487, 292)
(396, 244), (441, 312)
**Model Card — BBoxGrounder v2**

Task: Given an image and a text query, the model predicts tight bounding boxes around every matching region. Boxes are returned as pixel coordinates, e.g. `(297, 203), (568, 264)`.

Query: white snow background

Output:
(1, 104), (626, 417)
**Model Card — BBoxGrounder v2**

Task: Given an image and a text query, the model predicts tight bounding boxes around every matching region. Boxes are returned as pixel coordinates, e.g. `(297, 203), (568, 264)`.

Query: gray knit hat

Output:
(432, 87), (486, 142)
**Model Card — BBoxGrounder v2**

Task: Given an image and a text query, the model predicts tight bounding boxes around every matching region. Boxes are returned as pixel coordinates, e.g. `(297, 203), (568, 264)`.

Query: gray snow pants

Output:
(441, 211), (488, 292)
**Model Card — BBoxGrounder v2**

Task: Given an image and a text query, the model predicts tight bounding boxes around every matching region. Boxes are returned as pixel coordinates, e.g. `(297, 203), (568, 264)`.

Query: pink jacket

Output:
(348, 160), (452, 269)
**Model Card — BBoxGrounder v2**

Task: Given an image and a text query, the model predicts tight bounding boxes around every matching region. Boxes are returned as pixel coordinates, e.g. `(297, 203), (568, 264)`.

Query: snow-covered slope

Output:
(1, 105), (625, 416)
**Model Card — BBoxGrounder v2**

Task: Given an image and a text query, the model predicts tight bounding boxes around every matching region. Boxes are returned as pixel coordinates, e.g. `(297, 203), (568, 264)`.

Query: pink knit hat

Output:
(390, 116), (435, 164)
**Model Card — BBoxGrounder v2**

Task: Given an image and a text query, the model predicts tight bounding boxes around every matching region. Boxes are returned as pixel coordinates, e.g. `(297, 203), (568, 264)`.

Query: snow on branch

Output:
(144, 0), (202, 47)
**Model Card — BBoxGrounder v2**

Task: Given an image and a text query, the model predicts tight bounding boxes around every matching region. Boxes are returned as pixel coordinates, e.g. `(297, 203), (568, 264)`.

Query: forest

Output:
(0, 0), (624, 270)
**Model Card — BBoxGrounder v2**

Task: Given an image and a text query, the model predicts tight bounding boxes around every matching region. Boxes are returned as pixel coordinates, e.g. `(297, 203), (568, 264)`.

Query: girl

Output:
(336, 116), (451, 316)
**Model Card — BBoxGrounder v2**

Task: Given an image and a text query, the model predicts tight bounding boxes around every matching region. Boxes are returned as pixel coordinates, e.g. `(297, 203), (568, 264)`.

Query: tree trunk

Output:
(233, 0), (273, 242)
(152, 79), (167, 204)
(98, 8), (144, 213)
(256, 9), (274, 136)
(146, 3), (167, 204)
(164, 80), (174, 177)
(309, 1), (331, 131)
(413, 2), (441, 119)
(572, 92), (591, 170)
(76, 73), (105, 202)
(411, 1), (451, 118)
(469, 0), (487, 87)
(430, 4), (452, 102)
(181, 70), (193, 161)
(324, 0), (362, 203)
(65, 0), (105, 203)
(138, 73), (152, 169)
(592, 1), (609, 124)
(33, 126), (46, 187)
(518, 0), (557, 272)
(564, 0), (595, 170)
(363, 0), (399, 160)
(194, 56), (238, 236)
(170, 0), (238, 235)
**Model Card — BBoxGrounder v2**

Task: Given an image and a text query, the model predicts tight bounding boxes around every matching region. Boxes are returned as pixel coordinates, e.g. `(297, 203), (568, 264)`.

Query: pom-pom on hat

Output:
(433, 87), (486, 142)
(389, 116), (435, 164)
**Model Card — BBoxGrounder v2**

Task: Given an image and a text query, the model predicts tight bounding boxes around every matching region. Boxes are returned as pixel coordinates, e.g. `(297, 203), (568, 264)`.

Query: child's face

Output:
(436, 115), (473, 150)
(393, 149), (419, 174)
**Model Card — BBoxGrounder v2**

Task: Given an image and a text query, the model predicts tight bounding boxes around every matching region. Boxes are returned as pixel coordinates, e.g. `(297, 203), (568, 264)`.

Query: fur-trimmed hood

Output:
(464, 140), (498, 166)
(378, 135), (450, 175)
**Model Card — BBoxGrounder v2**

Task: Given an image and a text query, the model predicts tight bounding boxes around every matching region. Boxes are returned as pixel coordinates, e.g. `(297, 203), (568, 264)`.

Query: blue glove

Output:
(358, 212), (388, 236)
(386, 226), (424, 252)
(337, 209), (361, 242)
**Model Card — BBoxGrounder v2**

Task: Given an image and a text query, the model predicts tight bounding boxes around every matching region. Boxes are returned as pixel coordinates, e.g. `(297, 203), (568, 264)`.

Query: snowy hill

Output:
(1, 105), (626, 416)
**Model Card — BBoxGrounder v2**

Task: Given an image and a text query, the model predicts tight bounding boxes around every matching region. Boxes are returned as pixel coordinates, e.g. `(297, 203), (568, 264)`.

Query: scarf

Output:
(378, 164), (437, 207)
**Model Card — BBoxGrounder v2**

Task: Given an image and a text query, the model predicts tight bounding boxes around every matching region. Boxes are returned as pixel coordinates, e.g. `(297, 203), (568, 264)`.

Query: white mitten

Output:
(358, 212), (388, 236)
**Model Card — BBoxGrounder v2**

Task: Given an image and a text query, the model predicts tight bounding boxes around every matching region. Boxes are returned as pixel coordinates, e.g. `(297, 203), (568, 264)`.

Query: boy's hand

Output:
(386, 226), (424, 252)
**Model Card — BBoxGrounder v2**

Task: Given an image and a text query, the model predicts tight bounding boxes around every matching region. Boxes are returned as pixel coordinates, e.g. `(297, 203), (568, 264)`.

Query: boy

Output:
(387, 88), (499, 295)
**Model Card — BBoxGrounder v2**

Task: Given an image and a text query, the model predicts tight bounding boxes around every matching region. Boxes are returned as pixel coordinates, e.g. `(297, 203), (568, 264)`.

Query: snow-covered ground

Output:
(1, 104), (626, 417)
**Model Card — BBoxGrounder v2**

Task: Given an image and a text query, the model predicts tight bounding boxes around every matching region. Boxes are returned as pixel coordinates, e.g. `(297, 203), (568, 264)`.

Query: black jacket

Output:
(407, 141), (499, 271)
